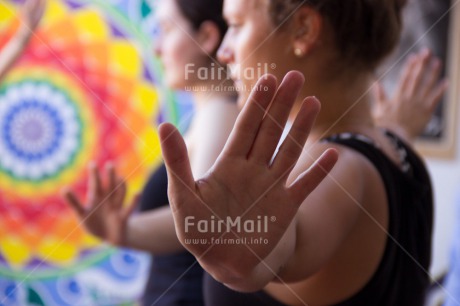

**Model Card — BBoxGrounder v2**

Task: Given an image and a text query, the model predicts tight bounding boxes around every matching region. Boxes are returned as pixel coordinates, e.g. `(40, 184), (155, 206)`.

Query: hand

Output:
(373, 49), (448, 142)
(62, 162), (137, 246)
(18, 0), (46, 42)
(159, 71), (338, 277)
(0, 0), (46, 81)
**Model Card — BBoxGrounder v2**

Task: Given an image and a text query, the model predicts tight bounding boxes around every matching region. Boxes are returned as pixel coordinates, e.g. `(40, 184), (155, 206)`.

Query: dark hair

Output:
(175, 0), (228, 47)
(269, 0), (407, 70)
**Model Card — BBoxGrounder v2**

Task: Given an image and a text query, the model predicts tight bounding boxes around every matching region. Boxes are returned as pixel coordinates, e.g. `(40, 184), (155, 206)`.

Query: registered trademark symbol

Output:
(271, 63), (276, 70)
(270, 216), (276, 222)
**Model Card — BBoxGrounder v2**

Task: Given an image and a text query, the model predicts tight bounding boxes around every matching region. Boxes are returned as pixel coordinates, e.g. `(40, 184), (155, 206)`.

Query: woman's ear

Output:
(291, 6), (322, 58)
(197, 21), (222, 55)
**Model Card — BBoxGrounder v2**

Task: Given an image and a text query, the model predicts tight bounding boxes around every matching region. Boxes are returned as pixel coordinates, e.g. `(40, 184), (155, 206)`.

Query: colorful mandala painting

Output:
(0, 0), (182, 305)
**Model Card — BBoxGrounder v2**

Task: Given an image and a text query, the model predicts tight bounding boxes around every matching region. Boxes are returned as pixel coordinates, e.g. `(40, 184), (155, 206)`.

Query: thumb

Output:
(159, 123), (195, 203)
(61, 188), (86, 218)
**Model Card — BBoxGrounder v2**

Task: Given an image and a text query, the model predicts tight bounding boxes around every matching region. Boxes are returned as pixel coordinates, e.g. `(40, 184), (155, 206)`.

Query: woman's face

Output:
(218, 0), (292, 108)
(154, 0), (204, 89)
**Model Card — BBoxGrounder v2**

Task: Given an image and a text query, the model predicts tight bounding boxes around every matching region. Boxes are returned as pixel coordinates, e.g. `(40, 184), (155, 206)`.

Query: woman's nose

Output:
(217, 40), (233, 65)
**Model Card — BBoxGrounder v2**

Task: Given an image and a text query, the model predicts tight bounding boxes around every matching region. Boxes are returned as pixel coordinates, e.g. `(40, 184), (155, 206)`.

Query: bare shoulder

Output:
(299, 140), (389, 214)
(292, 140), (379, 187)
(267, 141), (390, 305)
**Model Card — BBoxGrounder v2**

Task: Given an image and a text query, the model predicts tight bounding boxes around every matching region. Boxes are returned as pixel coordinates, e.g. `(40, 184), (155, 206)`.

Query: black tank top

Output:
(139, 163), (204, 306)
(204, 131), (433, 306)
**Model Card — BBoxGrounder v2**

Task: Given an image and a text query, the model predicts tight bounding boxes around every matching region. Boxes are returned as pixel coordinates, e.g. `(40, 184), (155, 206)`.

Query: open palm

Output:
(160, 72), (338, 272)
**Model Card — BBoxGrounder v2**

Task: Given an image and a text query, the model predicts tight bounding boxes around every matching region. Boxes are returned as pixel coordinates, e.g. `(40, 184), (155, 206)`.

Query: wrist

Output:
(15, 26), (33, 46)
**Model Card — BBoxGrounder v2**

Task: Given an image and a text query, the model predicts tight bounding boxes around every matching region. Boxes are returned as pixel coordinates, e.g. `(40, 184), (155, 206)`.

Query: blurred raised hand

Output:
(63, 163), (136, 246)
(373, 49), (448, 142)
(0, 0), (46, 81)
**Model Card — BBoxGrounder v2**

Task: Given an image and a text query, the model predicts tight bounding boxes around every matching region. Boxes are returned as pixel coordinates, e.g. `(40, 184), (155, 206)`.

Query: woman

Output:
(65, 0), (237, 305)
(158, 0), (433, 305)
(137, 2), (237, 305)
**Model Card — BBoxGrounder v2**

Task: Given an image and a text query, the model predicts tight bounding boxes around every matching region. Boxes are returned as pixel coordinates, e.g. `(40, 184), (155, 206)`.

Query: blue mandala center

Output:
(4, 101), (63, 161)
(0, 82), (82, 181)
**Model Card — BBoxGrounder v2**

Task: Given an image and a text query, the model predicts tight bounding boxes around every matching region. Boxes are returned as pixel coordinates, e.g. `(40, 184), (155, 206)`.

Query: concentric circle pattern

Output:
(0, 81), (81, 181)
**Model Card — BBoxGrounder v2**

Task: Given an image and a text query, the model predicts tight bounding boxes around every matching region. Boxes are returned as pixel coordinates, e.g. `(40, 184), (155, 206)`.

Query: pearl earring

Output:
(294, 48), (304, 57)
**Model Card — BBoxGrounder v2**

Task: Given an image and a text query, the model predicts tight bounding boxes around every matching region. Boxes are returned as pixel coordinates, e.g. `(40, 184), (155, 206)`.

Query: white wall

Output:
(427, 117), (460, 279)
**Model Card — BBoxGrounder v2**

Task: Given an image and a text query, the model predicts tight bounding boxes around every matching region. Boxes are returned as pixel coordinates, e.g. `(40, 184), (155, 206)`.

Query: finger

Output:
(423, 58), (443, 93)
(21, 0), (32, 13)
(159, 123), (195, 206)
(288, 148), (339, 206)
(32, 0), (46, 29)
(398, 53), (417, 92)
(427, 80), (448, 110)
(106, 162), (118, 203)
(250, 71), (305, 165)
(406, 49), (431, 94)
(21, 0), (34, 21)
(271, 97), (321, 177)
(222, 74), (278, 157)
(107, 162), (116, 188)
(111, 176), (127, 210)
(88, 162), (103, 201)
(62, 188), (86, 218)
(20, 0), (44, 30)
